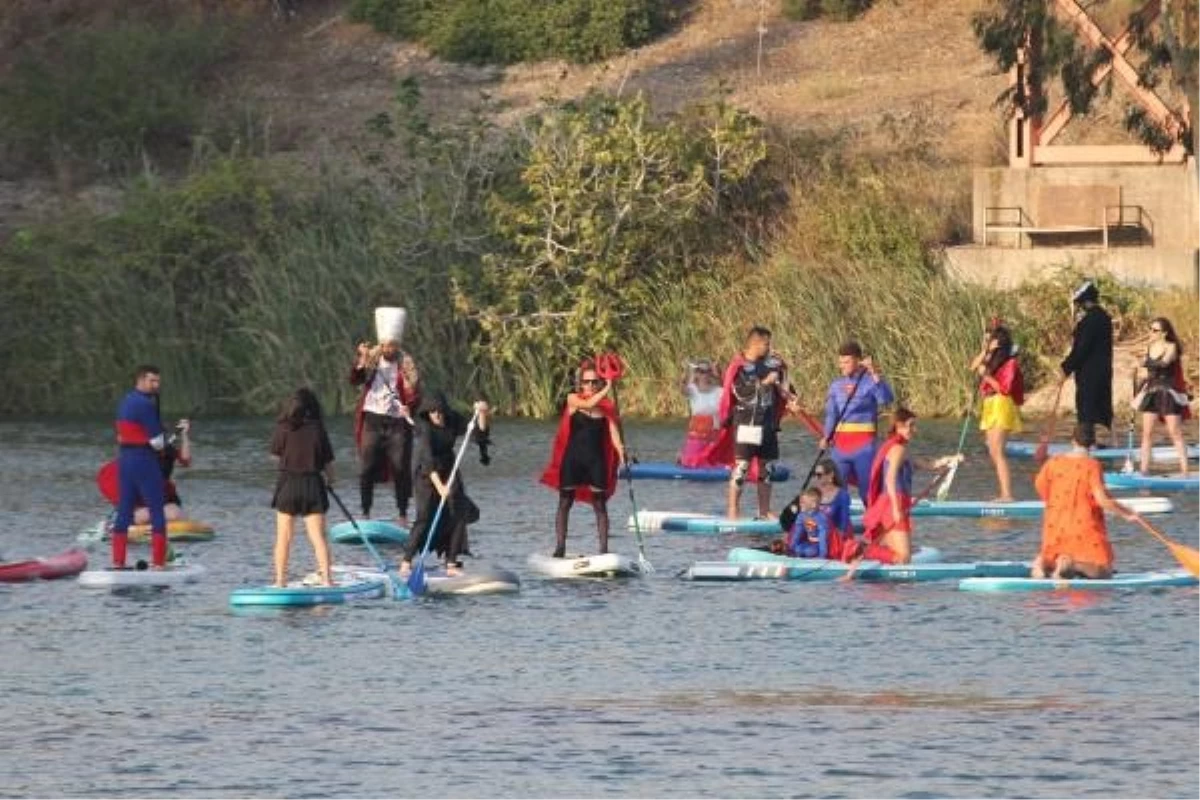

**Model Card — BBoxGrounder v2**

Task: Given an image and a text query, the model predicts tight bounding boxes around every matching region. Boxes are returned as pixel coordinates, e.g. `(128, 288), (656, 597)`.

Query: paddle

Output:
(326, 484), (408, 598)
(1034, 377), (1067, 463)
(1132, 516), (1200, 577)
(407, 408), (481, 597)
(779, 366), (869, 534)
(937, 385), (978, 502)
(596, 352), (654, 574)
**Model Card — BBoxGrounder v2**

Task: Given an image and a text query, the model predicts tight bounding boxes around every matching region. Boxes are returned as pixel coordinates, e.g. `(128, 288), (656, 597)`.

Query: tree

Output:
(973, 0), (1196, 155)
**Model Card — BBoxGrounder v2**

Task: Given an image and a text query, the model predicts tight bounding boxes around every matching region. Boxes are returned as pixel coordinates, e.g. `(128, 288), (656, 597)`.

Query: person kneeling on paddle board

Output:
(857, 408), (960, 565)
(400, 393), (490, 578)
(540, 360), (625, 558)
(1030, 423), (1140, 580)
(269, 388), (336, 588)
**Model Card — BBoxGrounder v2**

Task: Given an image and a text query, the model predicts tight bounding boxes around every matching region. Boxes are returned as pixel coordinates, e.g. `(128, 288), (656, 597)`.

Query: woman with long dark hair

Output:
(1134, 317), (1191, 476)
(269, 387), (335, 587)
(970, 324), (1024, 501)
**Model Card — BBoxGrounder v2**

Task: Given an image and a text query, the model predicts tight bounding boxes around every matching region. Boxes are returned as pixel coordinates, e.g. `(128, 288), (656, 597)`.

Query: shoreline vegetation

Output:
(0, 6), (1194, 419)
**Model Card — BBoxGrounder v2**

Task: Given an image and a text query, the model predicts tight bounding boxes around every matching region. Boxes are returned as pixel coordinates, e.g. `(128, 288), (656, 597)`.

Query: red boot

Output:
(111, 533), (128, 569)
(150, 534), (168, 568)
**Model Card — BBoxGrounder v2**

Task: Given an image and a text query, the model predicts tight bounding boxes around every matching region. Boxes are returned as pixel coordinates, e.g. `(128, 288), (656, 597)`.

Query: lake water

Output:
(1, 417), (1197, 798)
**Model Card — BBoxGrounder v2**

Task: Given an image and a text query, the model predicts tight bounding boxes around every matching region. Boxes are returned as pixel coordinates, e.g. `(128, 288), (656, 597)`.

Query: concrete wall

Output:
(943, 245), (1199, 291)
(972, 161), (1199, 250)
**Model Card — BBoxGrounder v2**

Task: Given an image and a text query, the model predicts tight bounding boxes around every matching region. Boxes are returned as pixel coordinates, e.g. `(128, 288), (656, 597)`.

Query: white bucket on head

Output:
(374, 307), (407, 344)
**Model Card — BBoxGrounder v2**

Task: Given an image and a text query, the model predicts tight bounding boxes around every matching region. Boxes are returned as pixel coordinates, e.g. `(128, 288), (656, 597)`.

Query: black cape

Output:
(1061, 304), (1114, 427)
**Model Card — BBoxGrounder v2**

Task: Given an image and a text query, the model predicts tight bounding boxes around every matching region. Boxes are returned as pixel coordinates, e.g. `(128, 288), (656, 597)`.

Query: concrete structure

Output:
(948, 0), (1197, 293)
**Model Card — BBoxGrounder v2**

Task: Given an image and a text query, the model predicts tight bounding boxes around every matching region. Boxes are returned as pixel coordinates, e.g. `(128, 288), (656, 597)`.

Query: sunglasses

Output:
(1150, 327), (1164, 333)
(581, 378), (603, 386)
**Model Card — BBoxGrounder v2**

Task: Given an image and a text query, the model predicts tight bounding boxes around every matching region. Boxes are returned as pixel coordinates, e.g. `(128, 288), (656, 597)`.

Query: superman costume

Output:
(111, 389), (167, 567)
(822, 369), (894, 501)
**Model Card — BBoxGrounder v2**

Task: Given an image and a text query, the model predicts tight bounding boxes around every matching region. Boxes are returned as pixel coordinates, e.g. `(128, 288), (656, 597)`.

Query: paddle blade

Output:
(935, 462), (958, 502)
(406, 562), (427, 596)
(1170, 542), (1200, 578)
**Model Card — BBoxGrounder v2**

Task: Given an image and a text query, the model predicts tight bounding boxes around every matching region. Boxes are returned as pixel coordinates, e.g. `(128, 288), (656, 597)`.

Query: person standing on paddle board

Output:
(399, 393), (490, 578)
(1030, 423), (1141, 580)
(350, 326), (420, 527)
(857, 408), (960, 564)
(110, 365), (171, 569)
(970, 324), (1024, 502)
(707, 326), (796, 520)
(1062, 280), (1115, 447)
(269, 387), (336, 588)
(819, 341), (894, 504)
(677, 359), (723, 468)
(541, 360), (626, 558)
(1133, 317), (1191, 477)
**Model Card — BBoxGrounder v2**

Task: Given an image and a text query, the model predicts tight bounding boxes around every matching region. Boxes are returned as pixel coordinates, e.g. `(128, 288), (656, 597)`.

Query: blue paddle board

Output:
(959, 569), (1197, 592)
(619, 462), (791, 482)
(726, 546), (943, 565)
(229, 576), (387, 607)
(846, 496), (1174, 519)
(661, 516), (782, 535)
(1005, 441), (1199, 462)
(1103, 473), (1198, 492)
(329, 520), (409, 545)
(687, 558), (1028, 582)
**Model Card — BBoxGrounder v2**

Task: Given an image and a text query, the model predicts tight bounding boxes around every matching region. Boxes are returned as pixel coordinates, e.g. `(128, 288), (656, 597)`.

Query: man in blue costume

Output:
(820, 341), (895, 503)
(110, 365), (169, 569)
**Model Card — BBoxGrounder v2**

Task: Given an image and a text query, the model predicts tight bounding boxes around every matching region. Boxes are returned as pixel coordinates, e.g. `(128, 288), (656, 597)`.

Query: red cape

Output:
(982, 356), (1025, 406)
(351, 363), (418, 484)
(96, 458), (176, 506)
(539, 397), (620, 502)
(861, 434), (912, 537)
(699, 353), (803, 478)
(1172, 361), (1193, 421)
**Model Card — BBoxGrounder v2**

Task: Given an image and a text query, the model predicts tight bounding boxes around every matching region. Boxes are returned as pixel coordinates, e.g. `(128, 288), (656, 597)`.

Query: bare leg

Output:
(273, 512), (294, 587)
(726, 479), (742, 519)
(302, 512), (332, 586)
(987, 427), (1014, 501)
(1030, 556), (1047, 579)
(879, 530), (912, 564)
(1164, 414), (1188, 475)
(1050, 554), (1073, 579)
(756, 481), (772, 519)
(164, 503), (182, 522)
(1139, 412), (1156, 475)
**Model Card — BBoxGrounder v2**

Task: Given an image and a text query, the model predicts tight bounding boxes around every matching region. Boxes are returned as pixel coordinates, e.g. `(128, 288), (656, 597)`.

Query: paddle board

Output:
(333, 564), (520, 596)
(686, 559), (1029, 582)
(619, 462), (791, 482)
(78, 518), (216, 543)
(0, 548), (88, 582)
(77, 562), (207, 588)
(229, 574), (388, 607)
(1103, 472), (1198, 492)
(1005, 441), (1199, 462)
(527, 552), (641, 578)
(846, 496), (1175, 519)
(959, 569), (1198, 592)
(329, 520), (409, 545)
(725, 546), (943, 565)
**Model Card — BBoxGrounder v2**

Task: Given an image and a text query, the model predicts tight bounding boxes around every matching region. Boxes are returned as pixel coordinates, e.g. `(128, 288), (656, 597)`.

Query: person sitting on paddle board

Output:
(970, 323), (1024, 502)
(399, 393), (490, 578)
(857, 408), (960, 565)
(820, 341), (894, 504)
(777, 457), (855, 559)
(704, 326), (796, 520)
(540, 360), (626, 558)
(109, 365), (173, 570)
(786, 488), (830, 559)
(270, 387), (336, 588)
(1133, 317), (1191, 477)
(1030, 423), (1141, 580)
(350, 308), (419, 527)
(677, 359), (723, 468)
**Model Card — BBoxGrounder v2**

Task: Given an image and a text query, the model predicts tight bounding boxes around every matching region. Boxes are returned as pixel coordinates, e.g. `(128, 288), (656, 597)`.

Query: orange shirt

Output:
(1034, 454), (1114, 568)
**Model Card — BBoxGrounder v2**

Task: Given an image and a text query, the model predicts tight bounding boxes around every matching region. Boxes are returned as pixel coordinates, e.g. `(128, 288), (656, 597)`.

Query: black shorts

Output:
(1139, 387), (1188, 418)
(734, 429), (780, 462)
(271, 472), (329, 516)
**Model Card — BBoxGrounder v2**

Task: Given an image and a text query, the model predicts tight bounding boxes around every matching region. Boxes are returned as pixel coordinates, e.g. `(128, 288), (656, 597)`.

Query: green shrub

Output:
(782, 0), (873, 22)
(347, 0), (673, 64)
(0, 19), (231, 176)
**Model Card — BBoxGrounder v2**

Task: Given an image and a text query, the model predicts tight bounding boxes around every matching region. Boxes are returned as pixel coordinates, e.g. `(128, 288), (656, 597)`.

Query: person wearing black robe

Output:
(1061, 280), (1114, 443)
(399, 392), (489, 576)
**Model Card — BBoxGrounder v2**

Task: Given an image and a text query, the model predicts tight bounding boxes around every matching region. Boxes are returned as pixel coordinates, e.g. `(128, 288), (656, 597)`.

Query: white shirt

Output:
(362, 358), (403, 417)
(687, 384), (722, 421)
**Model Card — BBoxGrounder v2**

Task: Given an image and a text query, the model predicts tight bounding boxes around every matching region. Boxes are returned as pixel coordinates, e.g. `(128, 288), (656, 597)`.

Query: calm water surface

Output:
(1, 417), (1197, 798)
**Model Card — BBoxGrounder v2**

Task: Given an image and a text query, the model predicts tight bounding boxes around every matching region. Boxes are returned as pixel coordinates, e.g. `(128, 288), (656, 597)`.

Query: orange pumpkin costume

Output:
(1034, 455), (1114, 569)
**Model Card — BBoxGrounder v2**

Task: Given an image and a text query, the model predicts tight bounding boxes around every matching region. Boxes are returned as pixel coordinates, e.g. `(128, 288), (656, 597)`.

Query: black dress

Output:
(1062, 304), (1114, 428)
(559, 411), (608, 492)
(1138, 355), (1188, 417)
(404, 411), (477, 564)
(270, 419), (334, 515)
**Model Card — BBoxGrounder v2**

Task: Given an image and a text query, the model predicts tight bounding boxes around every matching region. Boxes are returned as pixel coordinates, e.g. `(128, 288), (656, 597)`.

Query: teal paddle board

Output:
(229, 575), (387, 607)
(846, 496), (1174, 519)
(726, 546), (942, 565)
(959, 569), (1197, 592)
(686, 558), (1028, 582)
(1103, 473), (1198, 492)
(329, 520), (409, 545)
(1006, 441), (1198, 462)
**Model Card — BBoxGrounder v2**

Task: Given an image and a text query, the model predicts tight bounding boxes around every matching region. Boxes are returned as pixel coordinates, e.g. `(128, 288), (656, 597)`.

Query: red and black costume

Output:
(350, 357), (420, 519)
(540, 391), (620, 557)
(700, 353), (789, 483)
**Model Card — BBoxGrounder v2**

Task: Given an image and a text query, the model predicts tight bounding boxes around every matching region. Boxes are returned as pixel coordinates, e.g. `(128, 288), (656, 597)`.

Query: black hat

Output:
(418, 391), (449, 418)
(1072, 280), (1099, 304)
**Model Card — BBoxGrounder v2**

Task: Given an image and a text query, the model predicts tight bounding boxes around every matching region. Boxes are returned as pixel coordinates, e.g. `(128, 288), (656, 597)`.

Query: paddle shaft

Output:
(409, 410), (480, 593)
(606, 379), (652, 570)
(327, 484), (406, 596)
(1035, 378), (1067, 461)
(793, 367), (869, 499)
